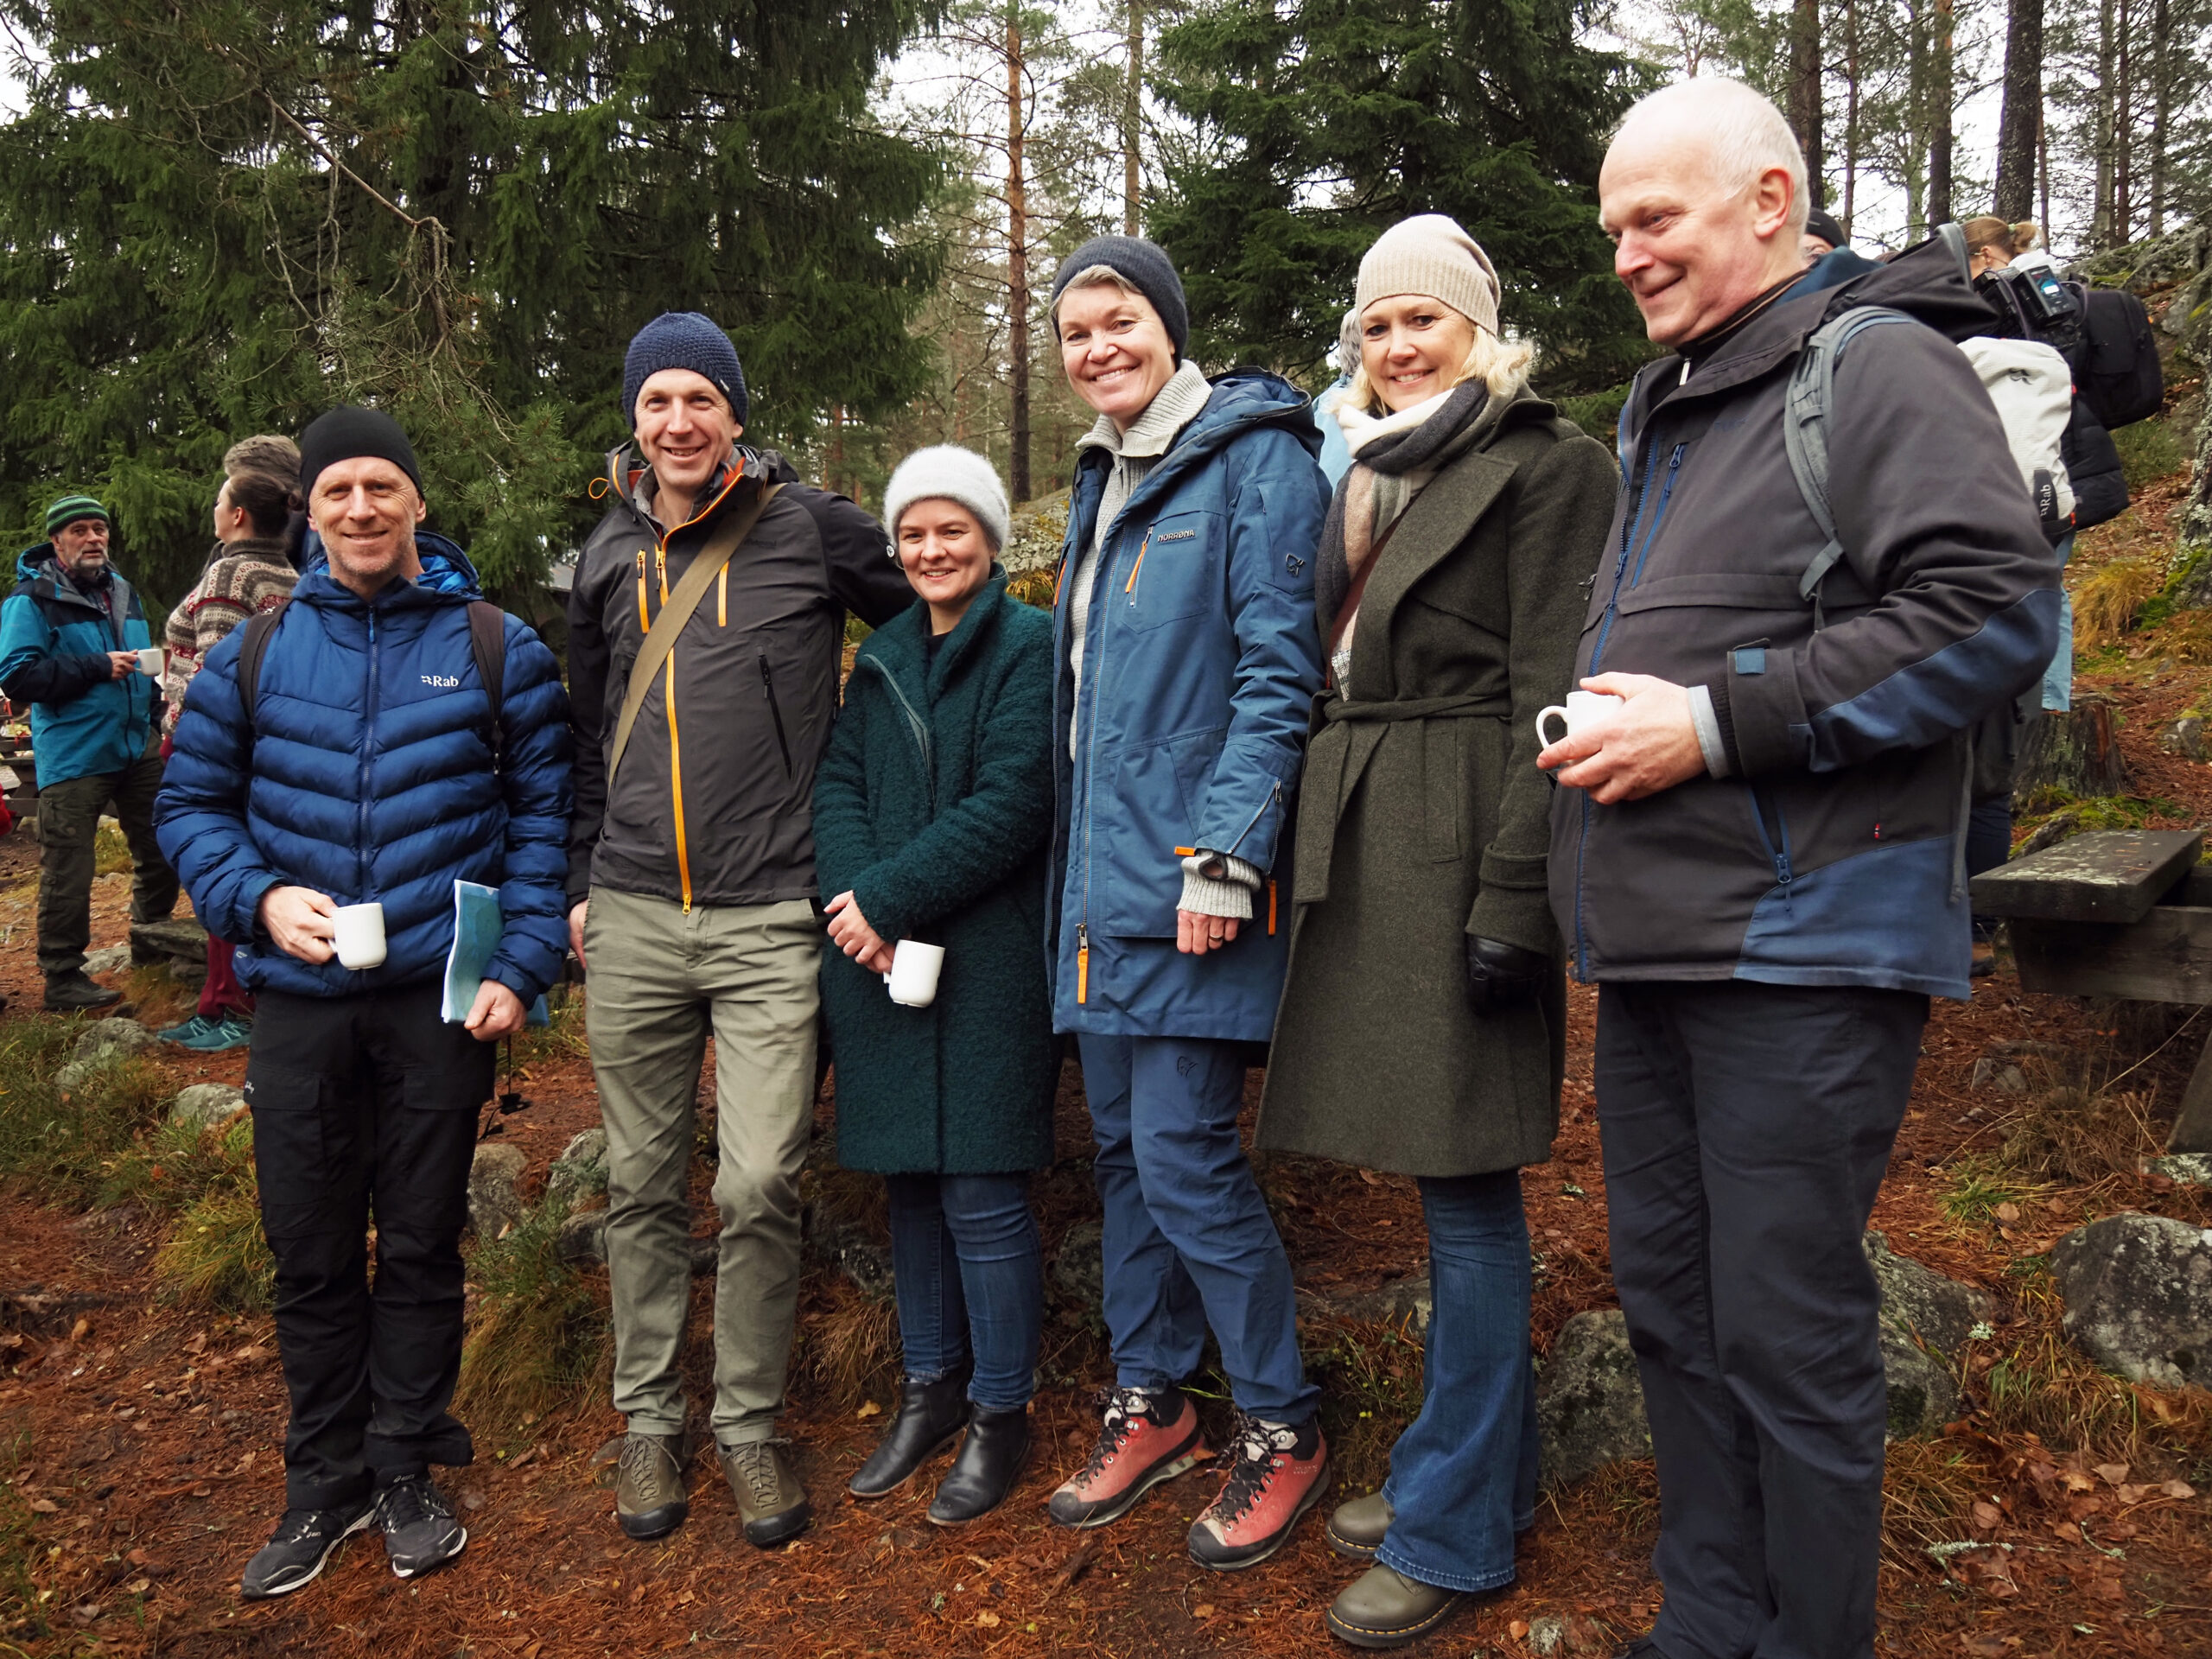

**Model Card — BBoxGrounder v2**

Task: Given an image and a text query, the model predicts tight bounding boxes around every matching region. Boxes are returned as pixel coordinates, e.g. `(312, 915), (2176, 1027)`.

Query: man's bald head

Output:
(1599, 77), (1812, 347)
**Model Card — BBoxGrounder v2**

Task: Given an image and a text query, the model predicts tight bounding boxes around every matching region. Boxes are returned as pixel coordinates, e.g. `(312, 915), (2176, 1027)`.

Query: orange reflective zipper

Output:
(1076, 924), (1090, 1004)
(634, 550), (649, 632)
(1268, 880), (1278, 936)
(666, 646), (690, 911)
(1123, 533), (1150, 594)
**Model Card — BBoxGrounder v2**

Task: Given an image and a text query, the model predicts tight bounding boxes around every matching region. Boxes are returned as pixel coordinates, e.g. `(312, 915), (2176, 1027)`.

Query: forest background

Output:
(0, 0), (2202, 614)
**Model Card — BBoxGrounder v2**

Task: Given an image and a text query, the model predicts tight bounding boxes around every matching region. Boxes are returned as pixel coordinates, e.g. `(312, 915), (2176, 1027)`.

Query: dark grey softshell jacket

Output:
(1548, 238), (2062, 1000)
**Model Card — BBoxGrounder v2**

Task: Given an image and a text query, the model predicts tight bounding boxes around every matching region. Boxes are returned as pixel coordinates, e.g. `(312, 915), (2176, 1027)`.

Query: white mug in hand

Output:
(1535, 690), (1624, 749)
(883, 940), (945, 1007)
(137, 646), (166, 677)
(333, 902), (387, 970)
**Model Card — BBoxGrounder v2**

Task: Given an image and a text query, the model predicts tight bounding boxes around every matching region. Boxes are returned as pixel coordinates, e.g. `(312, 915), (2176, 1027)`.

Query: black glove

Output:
(1464, 936), (1548, 1017)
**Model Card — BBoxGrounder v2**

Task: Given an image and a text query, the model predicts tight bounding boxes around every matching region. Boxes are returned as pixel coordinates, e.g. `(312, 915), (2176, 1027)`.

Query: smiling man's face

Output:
(310, 456), (425, 598)
(633, 369), (739, 515)
(1599, 125), (1799, 348)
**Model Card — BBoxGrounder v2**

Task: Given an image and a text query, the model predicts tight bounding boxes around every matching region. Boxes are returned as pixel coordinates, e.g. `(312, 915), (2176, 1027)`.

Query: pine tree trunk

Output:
(1123, 0), (1143, 237)
(1929, 0), (1955, 224)
(1006, 4), (1031, 505)
(1790, 0), (1825, 201)
(2116, 0), (2134, 238)
(1843, 0), (1859, 233)
(2094, 0), (2118, 246)
(1994, 0), (2042, 219)
(2150, 0), (2170, 234)
(2014, 695), (2130, 811)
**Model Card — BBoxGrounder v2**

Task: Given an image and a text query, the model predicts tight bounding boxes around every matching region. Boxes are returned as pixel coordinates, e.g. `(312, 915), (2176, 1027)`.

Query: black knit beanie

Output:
(298, 406), (423, 499)
(623, 312), (749, 428)
(1048, 236), (1189, 360)
(1804, 207), (1848, 250)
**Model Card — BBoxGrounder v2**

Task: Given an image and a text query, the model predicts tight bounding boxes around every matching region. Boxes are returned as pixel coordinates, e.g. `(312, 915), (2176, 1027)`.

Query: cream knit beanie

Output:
(881, 445), (1012, 553)
(1353, 214), (1502, 338)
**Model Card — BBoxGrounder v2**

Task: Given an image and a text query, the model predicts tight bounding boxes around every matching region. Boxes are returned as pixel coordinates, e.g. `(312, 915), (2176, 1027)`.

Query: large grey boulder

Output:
(467, 1143), (528, 1238)
(556, 1209), (607, 1265)
(168, 1083), (245, 1129)
(546, 1127), (609, 1205)
(1536, 1308), (1650, 1490)
(2052, 1213), (2212, 1390)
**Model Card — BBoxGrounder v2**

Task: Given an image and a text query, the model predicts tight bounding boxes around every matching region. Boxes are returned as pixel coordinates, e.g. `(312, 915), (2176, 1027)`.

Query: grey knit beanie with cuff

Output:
(1047, 235), (1190, 360)
(881, 445), (1012, 554)
(1353, 214), (1502, 338)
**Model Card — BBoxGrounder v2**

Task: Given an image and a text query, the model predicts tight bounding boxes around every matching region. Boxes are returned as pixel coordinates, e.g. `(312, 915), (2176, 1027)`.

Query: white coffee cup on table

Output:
(137, 646), (165, 677)
(883, 940), (945, 1008)
(333, 902), (387, 970)
(1535, 690), (1625, 749)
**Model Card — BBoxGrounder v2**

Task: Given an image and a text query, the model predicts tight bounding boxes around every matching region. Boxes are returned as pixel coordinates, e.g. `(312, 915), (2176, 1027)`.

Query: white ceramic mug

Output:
(333, 901), (388, 971)
(137, 646), (165, 678)
(1535, 690), (1624, 749)
(883, 940), (945, 1008)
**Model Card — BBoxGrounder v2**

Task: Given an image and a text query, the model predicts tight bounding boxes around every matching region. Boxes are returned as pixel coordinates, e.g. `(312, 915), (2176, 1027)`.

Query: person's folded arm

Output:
(484, 621), (575, 1003)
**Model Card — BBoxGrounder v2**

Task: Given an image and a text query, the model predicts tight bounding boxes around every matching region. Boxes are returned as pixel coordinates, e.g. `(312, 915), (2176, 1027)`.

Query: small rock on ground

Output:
(83, 944), (132, 976)
(556, 1210), (607, 1265)
(168, 1084), (245, 1129)
(467, 1143), (528, 1238)
(2051, 1212), (2212, 1390)
(547, 1128), (609, 1203)
(2148, 1154), (2212, 1186)
(73, 1018), (156, 1065)
(1536, 1308), (1650, 1490)
(1969, 1058), (2029, 1095)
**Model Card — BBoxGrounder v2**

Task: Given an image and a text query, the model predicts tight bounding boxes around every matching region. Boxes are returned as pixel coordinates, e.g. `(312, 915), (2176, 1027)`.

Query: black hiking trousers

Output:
(1595, 979), (1927, 1659)
(245, 984), (494, 1510)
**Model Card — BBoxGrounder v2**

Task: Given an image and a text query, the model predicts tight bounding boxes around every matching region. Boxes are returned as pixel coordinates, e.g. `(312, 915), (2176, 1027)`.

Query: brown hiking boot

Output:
(613, 1432), (690, 1541)
(717, 1440), (811, 1548)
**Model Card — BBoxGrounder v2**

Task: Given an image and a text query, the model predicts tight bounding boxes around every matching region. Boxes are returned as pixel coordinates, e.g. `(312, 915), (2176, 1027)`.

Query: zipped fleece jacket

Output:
(154, 535), (573, 1001)
(1050, 370), (1330, 1041)
(1548, 238), (2061, 1000)
(566, 449), (914, 912)
(0, 547), (159, 787)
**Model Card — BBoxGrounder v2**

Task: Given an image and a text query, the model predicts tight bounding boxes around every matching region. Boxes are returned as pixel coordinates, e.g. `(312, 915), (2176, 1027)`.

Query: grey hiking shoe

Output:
(614, 1431), (690, 1540)
(373, 1475), (467, 1580)
(717, 1439), (811, 1548)
(239, 1497), (374, 1599)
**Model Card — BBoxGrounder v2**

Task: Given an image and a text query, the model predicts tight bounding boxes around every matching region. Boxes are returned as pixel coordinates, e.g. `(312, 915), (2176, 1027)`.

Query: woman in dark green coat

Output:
(1253, 217), (1615, 1649)
(814, 446), (1056, 1527)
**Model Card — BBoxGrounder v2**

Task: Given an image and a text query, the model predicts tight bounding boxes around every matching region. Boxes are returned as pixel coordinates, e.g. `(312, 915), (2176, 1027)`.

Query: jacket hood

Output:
(1076, 369), (1321, 507)
(293, 529), (483, 607)
(13, 544), (118, 608)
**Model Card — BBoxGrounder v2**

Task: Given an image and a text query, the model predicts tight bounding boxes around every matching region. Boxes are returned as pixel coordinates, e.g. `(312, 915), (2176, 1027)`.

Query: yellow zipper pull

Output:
(1124, 534), (1151, 595)
(635, 550), (649, 632)
(1076, 924), (1090, 1005)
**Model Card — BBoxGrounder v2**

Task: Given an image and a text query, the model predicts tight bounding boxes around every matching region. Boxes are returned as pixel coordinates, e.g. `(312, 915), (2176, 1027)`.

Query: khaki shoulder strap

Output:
(607, 482), (783, 785)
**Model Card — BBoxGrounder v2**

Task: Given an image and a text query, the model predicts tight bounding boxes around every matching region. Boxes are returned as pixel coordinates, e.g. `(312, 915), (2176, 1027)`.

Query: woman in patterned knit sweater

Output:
(156, 436), (301, 1052)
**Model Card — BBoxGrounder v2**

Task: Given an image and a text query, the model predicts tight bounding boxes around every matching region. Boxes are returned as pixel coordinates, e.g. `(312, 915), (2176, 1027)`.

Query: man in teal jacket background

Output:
(0, 494), (177, 1010)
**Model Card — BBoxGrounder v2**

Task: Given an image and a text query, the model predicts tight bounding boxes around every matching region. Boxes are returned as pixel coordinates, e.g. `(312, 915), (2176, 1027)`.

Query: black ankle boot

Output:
(849, 1370), (971, 1498)
(926, 1407), (1031, 1526)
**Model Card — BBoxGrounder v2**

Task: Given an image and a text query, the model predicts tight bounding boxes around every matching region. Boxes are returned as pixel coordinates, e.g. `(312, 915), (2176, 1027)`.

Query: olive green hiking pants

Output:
(35, 752), (179, 981)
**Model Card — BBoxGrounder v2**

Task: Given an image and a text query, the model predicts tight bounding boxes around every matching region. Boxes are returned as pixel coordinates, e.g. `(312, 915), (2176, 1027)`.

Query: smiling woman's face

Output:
(1360, 296), (1477, 414)
(1057, 283), (1178, 429)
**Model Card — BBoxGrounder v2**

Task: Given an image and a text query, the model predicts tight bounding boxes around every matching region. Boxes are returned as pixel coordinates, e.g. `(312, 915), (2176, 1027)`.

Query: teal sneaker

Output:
(159, 1012), (220, 1044)
(177, 1013), (253, 1052)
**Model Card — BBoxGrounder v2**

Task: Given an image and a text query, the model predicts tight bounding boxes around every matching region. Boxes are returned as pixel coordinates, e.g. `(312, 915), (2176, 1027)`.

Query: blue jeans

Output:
(884, 1173), (1042, 1414)
(1079, 1033), (1318, 1421)
(1377, 1170), (1538, 1593)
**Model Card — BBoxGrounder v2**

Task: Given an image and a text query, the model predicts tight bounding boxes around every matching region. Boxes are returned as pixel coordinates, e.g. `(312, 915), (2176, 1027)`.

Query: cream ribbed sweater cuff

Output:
(1177, 851), (1262, 920)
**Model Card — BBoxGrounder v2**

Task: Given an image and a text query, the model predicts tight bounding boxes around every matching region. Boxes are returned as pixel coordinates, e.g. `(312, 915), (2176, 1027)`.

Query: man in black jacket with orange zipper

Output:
(1541, 80), (2056, 1659)
(565, 313), (911, 1548)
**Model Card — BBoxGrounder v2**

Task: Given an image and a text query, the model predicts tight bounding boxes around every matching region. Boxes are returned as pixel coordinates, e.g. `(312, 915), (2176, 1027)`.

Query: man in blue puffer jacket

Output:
(156, 407), (571, 1601)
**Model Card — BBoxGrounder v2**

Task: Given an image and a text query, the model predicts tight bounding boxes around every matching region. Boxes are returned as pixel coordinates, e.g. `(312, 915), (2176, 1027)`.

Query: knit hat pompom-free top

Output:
(44, 494), (109, 537)
(1353, 213), (1502, 339)
(1047, 235), (1190, 361)
(881, 446), (1013, 555)
(297, 406), (423, 500)
(624, 312), (749, 429)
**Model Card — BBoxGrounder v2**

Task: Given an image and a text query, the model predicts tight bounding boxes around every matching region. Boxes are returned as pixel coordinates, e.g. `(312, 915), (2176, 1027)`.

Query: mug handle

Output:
(1535, 705), (1571, 747)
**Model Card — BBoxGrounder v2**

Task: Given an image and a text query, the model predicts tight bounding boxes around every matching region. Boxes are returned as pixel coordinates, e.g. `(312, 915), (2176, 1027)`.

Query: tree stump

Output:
(2012, 692), (2128, 812)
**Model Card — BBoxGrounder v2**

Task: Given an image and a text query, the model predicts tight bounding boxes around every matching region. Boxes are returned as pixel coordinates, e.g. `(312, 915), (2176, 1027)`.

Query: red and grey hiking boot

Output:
(1047, 1387), (1212, 1529)
(1187, 1413), (1329, 1571)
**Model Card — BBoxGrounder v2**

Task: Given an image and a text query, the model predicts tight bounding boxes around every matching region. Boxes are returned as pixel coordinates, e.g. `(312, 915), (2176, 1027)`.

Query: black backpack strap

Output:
(467, 600), (505, 773)
(235, 600), (290, 727)
(1782, 305), (1919, 629)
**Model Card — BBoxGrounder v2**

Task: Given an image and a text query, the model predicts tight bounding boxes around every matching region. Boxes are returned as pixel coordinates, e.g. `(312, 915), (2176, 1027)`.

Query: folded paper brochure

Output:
(442, 880), (550, 1026)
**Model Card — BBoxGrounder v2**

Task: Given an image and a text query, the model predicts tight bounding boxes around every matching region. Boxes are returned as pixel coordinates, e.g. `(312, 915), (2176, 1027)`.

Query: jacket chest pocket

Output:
(1119, 512), (1221, 632)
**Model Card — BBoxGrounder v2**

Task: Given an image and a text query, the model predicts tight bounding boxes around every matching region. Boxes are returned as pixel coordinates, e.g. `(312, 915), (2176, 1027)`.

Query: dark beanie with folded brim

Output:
(623, 312), (749, 429)
(1047, 235), (1190, 360)
(298, 406), (423, 500)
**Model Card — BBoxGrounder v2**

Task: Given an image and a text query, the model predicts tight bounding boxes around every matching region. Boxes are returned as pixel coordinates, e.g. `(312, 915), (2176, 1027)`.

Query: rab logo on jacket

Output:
(423, 673), (461, 688)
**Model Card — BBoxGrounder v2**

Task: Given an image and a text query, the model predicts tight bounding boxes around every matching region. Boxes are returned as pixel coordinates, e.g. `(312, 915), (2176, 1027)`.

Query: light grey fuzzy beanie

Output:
(1354, 214), (1501, 338)
(882, 445), (1012, 553)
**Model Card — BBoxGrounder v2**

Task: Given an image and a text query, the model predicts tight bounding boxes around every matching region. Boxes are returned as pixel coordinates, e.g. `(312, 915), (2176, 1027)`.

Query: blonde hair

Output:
(1346, 321), (1535, 415)
(2011, 220), (2044, 257)
(1961, 216), (2014, 254)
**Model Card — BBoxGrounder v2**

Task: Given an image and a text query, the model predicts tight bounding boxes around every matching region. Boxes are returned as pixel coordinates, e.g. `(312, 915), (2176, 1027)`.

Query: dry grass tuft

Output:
(455, 1203), (610, 1432)
(793, 1274), (900, 1410)
(1997, 1085), (2160, 1185)
(152, 1185), (274, 1311)
(1878, 1438), (1980, 1570)
(2073, 556), (2163, 649)
(1004, 566), (1057, 610)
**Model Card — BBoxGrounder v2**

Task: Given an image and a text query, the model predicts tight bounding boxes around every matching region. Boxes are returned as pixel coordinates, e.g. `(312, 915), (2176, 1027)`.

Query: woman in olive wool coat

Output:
(815, 446), (1057, 1529)
(1255, 217), (1614, 1650)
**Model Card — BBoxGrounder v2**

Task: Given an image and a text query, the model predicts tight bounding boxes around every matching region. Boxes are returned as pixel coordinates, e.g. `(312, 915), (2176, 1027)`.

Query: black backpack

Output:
(2075, 286), (2164, 429)
(235, 597), (508, 771)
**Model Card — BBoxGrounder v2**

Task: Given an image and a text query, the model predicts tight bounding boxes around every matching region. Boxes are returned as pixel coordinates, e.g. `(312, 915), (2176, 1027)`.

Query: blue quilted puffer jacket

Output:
(155, 534), (573, 1001)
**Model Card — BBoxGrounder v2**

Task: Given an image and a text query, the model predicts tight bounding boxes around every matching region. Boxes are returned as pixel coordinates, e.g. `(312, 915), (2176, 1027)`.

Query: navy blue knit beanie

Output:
(623, 312), (749, 428)
(1048, 236), (1189, 360)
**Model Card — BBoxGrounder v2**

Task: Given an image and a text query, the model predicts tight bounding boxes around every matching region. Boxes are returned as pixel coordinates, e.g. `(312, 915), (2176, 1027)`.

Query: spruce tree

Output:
(0, 0), (943, 604)
(1147, 0), (1656, 392)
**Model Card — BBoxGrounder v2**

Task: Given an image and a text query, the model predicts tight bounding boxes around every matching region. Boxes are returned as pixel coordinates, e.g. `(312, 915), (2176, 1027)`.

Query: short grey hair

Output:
(1051, 264), (1147, 327)
(1614, 77), (1810, 237)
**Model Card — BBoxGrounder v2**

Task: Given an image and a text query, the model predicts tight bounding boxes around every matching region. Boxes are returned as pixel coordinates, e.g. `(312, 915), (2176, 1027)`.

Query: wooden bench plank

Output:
(1969, 829), (2202, 924)
(2012, 906), (2212, 1004)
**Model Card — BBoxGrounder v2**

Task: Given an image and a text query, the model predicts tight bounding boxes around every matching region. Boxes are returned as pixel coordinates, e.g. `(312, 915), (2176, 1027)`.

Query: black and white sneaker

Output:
(373, 1475), (467, 1580)
(239, 1498), (375, 1599)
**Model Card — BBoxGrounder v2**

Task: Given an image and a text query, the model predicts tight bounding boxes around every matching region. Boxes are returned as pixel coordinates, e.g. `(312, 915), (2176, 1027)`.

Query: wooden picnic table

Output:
(1970, 827), (2212, 1154)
